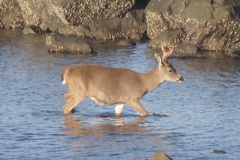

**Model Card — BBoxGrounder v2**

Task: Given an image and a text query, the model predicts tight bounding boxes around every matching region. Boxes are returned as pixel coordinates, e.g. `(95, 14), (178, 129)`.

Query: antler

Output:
(161, 45), (174, 65)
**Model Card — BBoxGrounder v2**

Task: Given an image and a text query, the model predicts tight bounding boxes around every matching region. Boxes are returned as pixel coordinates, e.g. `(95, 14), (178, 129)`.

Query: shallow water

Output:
(0, 30), (240, 160)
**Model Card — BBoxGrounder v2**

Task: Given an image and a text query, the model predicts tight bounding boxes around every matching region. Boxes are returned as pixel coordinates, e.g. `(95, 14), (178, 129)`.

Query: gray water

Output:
(0, 30), (240, 160)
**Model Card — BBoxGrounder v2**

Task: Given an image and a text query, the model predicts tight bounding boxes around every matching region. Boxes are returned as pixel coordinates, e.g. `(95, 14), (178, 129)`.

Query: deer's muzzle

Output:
(177, 76), (184, 82)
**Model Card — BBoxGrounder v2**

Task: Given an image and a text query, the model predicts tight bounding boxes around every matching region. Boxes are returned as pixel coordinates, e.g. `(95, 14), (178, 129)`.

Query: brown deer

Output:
(61, 46), (184, 116)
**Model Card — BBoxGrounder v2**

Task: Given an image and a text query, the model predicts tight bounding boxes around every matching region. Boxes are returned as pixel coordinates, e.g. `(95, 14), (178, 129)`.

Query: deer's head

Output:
(155, 46), (184, 82)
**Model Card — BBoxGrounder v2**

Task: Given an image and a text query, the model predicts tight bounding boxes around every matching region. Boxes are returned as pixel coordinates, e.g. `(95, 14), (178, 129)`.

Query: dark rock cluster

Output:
(0, 0), (240, 56)
(146, 0), (240, 53)
(46, 34), (96, 53)
(16, 0), (146, 40)
(0, 0), (24, 29)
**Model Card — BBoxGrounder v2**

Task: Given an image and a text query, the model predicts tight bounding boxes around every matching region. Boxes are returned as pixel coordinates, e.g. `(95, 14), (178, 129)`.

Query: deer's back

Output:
(64, 64), (146, 104)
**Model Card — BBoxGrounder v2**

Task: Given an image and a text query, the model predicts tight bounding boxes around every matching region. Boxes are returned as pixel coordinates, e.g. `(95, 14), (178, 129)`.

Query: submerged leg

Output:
(115, 104), (124, 115)
(129, 101), (149, 116)
(62, 92), (85, 114)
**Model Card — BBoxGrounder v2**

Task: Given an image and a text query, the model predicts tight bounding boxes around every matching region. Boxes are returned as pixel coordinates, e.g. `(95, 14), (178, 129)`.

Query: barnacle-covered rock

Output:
(146, 0), (240, 52)
(64, 0), (135, 26)
(18, 0), (75, 34)
(16, 0), (144, 39)
(88, 10), (147, 40)
(148, 30), (184, 49)
(13, 0), (148, 40)
(0, 0), (24, 29)
(46, 34), (96, 54)
(117, 39), (136, 47)
(228, 47), (240, 58)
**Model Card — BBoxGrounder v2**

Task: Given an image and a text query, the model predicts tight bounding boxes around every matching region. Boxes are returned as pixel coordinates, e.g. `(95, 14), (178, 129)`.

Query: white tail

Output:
(61, 69), (68, 84)
(61, 46), (183, 116)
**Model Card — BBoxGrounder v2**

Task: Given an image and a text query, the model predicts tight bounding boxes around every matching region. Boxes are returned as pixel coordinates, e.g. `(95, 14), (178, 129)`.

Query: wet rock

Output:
(16, 0), (147, 40)
(87, 9), (147, 40)
(153, 152), (172, 160)
(0, 0), (24, 29)
(227, 47), (240, 57)
(18, 0), (74, 33)
(0, 0), (149, 48)
(213, 149), (226, 154)
(145, 0), (240, 52)
(22, 25), (46, 34)
(46, 34), (96, 54)
(22, 26), (36, 34)
(64, 0), (135, 26)
(117, 39), (136, 47)
(148, 30), (184, 48)
(175, 43), (198, 54)
(12, 0), (148, 40)
(130, 33), (147, 41)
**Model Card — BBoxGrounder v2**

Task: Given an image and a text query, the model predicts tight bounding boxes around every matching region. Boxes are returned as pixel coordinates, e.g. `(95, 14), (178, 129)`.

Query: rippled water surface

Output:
(0, 30), (240, 160)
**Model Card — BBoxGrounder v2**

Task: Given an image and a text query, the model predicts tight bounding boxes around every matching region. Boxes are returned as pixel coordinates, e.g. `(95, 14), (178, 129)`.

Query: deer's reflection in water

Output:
(63, 113), (177, 158)
(63, 113), (150, 136)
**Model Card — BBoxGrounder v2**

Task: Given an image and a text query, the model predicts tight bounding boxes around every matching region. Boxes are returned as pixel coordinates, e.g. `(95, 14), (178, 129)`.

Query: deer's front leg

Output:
(63, 92), (85, 114)
(129, 101), (149, 116)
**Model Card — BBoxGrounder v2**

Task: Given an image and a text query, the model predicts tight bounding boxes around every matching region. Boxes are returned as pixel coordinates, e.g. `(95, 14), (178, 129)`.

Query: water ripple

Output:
(0, 30), (239, 160)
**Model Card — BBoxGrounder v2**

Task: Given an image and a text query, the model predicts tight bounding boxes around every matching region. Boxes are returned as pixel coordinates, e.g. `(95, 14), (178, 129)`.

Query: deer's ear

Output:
(154, 54), (162, 66)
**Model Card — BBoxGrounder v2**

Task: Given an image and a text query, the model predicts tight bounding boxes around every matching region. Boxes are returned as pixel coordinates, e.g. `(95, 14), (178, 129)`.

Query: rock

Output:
(46, 34), (96, 54)
(18, 0), (74, 33)
(64, 0), (135, 26)
(16, 0), (147, 40)
(153, 152), (172, 160)
(87, 9), (147, 40)
(117, 39), (136, 47)
(213, 149), (226, 154)
(228, 47), (240, 57)
(11, 0), (148, 40)
(0, 0), (149, 46)
(175, 43), (198, 54)
(130, 33), (147, 41)
(22, 25), (46, 34)
(0, 0), (24, 29)
(22, 26), (36, 34)
(145, 0), (240, 52)
(148, 30), (184, 48)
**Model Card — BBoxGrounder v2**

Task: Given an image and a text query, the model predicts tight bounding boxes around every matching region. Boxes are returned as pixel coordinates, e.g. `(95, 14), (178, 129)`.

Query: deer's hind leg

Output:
(63, 92), (85, 114)
(115, 104), (124, 115)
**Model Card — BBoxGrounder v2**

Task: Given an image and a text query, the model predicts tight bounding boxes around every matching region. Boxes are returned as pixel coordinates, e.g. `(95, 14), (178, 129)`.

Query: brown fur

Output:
(62, 53), (183, 116)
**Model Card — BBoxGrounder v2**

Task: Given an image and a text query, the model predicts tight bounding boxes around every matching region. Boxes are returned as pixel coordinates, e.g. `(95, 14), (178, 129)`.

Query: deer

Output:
(61, 46), (184, 116)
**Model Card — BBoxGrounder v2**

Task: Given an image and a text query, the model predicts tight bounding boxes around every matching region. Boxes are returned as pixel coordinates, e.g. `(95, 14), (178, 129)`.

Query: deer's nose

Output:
(178, 76), (184, 82)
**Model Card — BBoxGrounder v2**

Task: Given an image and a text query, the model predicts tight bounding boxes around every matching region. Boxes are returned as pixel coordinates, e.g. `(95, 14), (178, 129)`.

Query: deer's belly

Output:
(90, 96), (111, 105)
(90, 96), (124, 105)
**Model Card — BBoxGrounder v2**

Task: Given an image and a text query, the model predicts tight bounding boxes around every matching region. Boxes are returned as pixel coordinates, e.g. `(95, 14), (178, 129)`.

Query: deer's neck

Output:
(141, 67), (164, 93)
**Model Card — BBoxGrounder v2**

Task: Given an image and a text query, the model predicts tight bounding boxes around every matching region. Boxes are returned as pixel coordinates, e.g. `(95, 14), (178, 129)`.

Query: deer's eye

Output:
(169, 69), (173, 73)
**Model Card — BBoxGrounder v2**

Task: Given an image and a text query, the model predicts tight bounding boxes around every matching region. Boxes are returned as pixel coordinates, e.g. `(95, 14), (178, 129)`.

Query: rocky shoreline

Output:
(1, 0), (240, 57)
